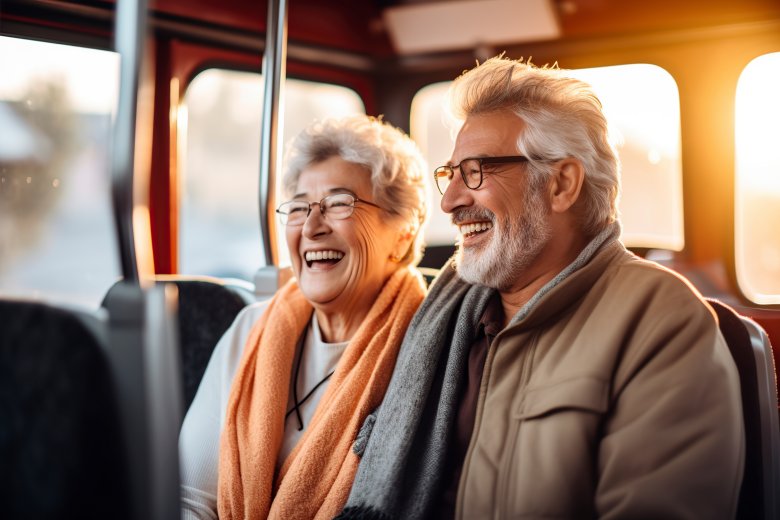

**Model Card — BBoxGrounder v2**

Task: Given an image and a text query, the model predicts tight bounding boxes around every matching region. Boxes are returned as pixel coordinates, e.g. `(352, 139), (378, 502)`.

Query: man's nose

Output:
(441, 170), (473, 214)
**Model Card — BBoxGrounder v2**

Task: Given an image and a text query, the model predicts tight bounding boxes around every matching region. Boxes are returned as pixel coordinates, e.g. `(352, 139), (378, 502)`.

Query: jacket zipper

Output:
(496, 332), (539, 520)
(455, 329), (538, 520)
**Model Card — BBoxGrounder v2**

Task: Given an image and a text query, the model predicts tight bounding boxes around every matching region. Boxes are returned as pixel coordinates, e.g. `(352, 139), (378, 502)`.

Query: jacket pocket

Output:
(497, 377), (608, 519)
(513, 377), (609, 420)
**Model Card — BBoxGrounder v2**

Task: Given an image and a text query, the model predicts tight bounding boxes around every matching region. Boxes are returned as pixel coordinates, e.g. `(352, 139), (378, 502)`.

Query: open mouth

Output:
(304, 249), (345, 268)
(459, 221), (493, 239)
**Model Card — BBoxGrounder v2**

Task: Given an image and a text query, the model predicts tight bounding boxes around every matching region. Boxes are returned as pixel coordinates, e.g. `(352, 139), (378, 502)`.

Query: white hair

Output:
(447, 56), (621, 236)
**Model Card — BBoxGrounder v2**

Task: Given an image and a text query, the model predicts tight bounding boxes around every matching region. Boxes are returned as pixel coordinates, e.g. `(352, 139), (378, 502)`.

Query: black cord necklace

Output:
(285, 331), (336, 431)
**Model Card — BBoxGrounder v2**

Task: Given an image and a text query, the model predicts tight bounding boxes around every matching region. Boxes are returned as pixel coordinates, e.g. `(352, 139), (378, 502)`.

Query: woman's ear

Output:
(390, 225), (416, 262)
(549, 158), (585, 214)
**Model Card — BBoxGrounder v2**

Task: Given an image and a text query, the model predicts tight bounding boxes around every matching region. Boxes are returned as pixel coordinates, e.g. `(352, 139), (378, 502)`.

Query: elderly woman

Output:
(179, 115), (428, 519)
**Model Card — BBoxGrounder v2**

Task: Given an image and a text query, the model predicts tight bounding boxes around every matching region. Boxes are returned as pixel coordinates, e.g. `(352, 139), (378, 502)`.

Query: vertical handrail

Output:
(107, 5), (183, 520)
(111, 0), (148, 284)
(258, 0), (288, 268)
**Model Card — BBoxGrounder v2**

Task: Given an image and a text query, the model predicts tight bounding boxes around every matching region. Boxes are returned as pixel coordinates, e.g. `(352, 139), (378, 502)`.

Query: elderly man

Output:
(338, 57), (744, 519)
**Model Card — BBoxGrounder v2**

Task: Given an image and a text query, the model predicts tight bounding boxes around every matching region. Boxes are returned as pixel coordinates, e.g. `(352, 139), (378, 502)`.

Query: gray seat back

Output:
(0, 299), (130, 520)
(104, 275), (252, 413)
(708, 298), (780, 520)
(741, 316), (780, 519)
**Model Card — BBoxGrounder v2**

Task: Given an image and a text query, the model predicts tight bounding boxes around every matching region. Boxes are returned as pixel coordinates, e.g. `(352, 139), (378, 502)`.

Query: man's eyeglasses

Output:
(433, 155), (530, 195)
(276, 193), (382, 226)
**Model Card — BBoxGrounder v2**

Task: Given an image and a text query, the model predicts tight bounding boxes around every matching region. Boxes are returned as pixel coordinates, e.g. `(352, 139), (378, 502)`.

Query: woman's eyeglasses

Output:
(276, 193), (382, 226)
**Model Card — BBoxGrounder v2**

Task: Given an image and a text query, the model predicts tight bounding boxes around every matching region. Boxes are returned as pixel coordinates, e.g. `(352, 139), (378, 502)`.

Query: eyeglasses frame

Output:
(275, 193), (383, 226)
(433, 155), (530, 195)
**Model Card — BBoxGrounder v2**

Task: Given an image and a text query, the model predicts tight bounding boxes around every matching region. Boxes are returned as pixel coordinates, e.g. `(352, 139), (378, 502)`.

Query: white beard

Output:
(454, 189), (551, 291)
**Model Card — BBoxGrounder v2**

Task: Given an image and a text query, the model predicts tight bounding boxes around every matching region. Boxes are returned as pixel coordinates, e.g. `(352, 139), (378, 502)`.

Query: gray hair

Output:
(283, 115), (429, 265)
(447, 56), (620, 237)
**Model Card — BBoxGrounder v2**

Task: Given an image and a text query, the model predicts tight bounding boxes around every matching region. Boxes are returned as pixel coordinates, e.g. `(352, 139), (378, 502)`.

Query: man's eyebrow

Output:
(449, 154), (490, 165)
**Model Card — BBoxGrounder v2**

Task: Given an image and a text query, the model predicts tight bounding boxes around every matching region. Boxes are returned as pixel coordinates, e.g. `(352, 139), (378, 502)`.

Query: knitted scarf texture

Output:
(217, 267), (425, 520)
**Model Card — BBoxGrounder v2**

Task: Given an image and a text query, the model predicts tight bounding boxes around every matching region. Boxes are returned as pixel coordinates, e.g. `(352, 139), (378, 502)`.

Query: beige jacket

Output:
(456, 241), (745, 519)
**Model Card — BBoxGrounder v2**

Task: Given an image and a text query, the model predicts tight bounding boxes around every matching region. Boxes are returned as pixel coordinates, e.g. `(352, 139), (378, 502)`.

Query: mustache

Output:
(451, 207), (495, 226)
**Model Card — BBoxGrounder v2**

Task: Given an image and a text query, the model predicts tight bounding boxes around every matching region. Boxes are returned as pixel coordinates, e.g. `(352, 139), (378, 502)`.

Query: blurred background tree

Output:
(0, 80), (77, 271)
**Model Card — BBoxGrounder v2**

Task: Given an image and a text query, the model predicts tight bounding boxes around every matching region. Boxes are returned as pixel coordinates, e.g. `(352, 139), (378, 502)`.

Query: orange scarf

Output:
(217, 267), (425, 519)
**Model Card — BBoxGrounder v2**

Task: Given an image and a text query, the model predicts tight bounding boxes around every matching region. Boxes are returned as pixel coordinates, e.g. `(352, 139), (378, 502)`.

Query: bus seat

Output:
(154, 276), (253, 410)
(707, 298), (780, 520)
(0, 299), (131, 520)
(104, 275), (253, 413)
(418, 267), (440, 287)
(101, 281), (182, 520)
(419, 244), (455, 271)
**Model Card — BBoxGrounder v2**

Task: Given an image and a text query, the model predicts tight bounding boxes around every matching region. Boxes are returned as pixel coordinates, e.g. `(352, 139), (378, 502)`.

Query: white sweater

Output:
(179, 301), (348, 520)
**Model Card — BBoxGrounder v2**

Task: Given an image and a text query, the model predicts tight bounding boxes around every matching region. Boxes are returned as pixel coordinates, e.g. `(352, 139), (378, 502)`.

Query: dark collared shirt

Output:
(436, 292), (504, 519)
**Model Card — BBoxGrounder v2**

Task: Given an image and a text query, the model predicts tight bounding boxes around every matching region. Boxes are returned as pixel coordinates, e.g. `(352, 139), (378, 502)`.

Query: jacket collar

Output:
(505, 222), (627, 330)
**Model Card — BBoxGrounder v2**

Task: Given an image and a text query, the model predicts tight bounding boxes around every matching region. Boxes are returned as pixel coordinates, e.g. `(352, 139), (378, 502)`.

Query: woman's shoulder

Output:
(231, 299), (273, 336)
(210, 299), (273, 378)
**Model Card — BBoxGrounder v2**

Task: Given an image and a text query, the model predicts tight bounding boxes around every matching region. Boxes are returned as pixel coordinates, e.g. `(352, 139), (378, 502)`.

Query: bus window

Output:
(411, 64), (684, 253)
(410, 82), (459, 248)
(179, 69), (365, 280)
(735, 52), (780, 305)
(0, 36), (120, 308)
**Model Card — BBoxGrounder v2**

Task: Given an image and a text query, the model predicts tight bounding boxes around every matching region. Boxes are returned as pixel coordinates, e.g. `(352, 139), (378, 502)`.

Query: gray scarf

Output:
(337, 224), (619, 520)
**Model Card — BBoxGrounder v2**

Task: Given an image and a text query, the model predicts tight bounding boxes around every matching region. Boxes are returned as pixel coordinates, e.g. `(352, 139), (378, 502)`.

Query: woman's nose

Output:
(302, 203), (329, 237)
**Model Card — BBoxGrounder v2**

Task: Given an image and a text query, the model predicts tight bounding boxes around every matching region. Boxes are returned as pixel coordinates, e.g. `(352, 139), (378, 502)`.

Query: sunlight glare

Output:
(736, 52), (780, 194)
(735, 52), (780, 304)
(0, 35), (118, 114)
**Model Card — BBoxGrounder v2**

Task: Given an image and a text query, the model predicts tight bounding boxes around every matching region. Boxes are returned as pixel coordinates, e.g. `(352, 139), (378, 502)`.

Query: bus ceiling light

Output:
(382, 0), (560, 56)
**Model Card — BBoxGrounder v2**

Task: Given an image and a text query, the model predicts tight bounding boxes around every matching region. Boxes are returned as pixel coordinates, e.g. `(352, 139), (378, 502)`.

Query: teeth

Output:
(459, 221), (493, 236)
(305, 250), (345, 261)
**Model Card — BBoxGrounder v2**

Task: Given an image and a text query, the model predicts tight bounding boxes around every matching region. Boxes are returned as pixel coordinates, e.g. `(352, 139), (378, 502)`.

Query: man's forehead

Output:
(451, 112), (525, 160)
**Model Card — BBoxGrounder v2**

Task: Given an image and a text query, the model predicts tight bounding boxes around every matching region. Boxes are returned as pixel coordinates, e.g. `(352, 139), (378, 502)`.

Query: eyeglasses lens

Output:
(281, 202), (309, 226)
(462, 159), (482, 189)
(434, 159), (483, 194)
(434, 167), (453, 194)
(322, 194), (355, 220)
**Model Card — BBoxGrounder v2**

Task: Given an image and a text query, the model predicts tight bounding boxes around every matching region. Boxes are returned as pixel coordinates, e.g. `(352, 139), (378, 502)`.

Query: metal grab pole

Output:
(107, 5), (183, 520)
(111, 0), (148, 284)
(258, 0), (288, 269)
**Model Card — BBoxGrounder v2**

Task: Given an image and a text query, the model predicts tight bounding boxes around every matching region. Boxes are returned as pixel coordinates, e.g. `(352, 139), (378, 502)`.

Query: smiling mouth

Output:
(459, 221), (493, 239)
(304, 249), (345, 268)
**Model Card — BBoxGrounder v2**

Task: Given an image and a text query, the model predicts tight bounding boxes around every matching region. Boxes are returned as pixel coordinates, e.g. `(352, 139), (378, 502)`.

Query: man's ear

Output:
(549, 158), (585, 214)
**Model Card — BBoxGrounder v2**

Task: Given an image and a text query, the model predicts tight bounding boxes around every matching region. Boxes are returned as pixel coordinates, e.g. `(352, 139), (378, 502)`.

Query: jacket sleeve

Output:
(596, 281), (745, 519)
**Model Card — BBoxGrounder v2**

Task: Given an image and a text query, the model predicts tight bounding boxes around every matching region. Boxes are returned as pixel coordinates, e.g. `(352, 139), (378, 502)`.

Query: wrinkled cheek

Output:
(350, 237), (379, 283)
(348, 248), (370, 285)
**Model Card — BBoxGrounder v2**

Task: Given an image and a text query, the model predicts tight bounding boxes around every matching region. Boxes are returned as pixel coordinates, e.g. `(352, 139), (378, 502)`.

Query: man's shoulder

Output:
(606, 250), (707, 303)
(585, 248), (719, 329)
